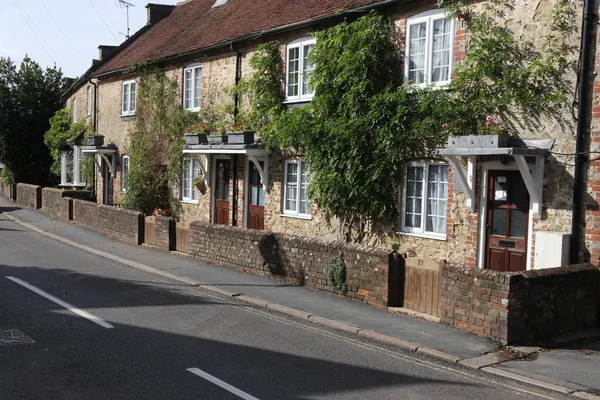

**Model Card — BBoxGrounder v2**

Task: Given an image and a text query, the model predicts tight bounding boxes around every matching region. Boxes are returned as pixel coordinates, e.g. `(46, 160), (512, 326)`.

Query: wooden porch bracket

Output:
(515, 155), (543, 218)
(447, 155), (475, 212)
(247, 154), (269, 190)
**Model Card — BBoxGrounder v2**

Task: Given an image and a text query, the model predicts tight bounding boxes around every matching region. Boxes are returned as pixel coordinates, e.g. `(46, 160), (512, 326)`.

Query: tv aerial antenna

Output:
(117, 0), (135, 39)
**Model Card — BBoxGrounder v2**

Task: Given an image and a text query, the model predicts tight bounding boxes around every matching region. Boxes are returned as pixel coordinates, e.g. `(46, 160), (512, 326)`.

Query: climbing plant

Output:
(253, 3), (576, 243)
(123, 65), (199, 217)
(44, 108), (91, 177)
(327, 257), (347, 292)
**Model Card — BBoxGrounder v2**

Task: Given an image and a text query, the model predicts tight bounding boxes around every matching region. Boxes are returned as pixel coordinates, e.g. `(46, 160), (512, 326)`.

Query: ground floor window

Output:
(284, 160), (311, 217)
(401, 161), (448, 237)
(182, 157), (200, 202)
(61, 146), (86, 186)
(121, 155), (130, 192)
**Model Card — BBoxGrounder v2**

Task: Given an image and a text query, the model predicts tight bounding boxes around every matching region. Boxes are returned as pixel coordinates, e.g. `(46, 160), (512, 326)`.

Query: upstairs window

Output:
(87, 86), (93, 116)
(401, 161), (448, 238)
(283, 160), (311, 217)
(285, 38), (316, 102)
(405, 10), (454, 87)
(122, 80), (137, 115)
(183, 64), (202, 111)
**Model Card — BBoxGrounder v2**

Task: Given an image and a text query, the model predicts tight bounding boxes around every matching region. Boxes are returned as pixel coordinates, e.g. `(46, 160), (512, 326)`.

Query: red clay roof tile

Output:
(94, 0), (392, 76)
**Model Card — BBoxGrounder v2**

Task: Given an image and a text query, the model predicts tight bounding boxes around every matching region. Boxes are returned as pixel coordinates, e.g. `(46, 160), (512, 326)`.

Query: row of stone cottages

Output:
(6, 0), (599, 344)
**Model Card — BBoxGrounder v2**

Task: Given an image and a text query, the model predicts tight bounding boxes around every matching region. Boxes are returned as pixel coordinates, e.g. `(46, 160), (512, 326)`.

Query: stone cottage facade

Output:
(62, 0), (600, 272)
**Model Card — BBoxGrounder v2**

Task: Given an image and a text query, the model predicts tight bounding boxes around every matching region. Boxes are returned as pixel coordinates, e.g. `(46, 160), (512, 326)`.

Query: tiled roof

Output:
(94, 0), (393, 76)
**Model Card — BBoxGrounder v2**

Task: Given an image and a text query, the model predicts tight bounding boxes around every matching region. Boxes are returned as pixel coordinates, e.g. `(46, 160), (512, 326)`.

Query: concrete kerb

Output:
(3, 208), (600, 399)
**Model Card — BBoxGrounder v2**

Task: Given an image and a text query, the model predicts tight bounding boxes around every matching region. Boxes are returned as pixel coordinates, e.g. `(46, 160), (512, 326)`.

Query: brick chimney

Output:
(98, 45), (118, 61)
(146, 3), (175, 25)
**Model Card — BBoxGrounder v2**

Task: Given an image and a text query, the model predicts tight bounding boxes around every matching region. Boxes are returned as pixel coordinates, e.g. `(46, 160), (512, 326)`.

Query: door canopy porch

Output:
(183, 143), (271, 190)
(81, 145), (118, 178)
(438, 135), (552, 218)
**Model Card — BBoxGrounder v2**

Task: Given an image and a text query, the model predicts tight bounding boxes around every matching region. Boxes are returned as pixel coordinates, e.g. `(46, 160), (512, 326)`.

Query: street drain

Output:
(0, 329), (35, 346)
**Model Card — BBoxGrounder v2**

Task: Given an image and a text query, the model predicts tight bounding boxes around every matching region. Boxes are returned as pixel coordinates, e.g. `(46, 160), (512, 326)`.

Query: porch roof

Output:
(182, 143), (270, 156)
(438, 147), (548, 157)
(81, 145), (118, 155)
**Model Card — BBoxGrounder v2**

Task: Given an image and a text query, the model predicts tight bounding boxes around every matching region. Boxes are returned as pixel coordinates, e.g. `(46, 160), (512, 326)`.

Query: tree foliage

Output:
(0, 56), (66, 185)
(123, 66), (198, 217)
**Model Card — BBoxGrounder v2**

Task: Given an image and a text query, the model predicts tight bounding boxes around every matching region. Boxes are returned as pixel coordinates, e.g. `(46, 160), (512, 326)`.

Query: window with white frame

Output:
(72, 98), (77, 122)
(286, 38), (316, 102)
(121, 155), (130, 192)
(122, 80), (137, 115)
(404, 10), (454, 87)
(61, 146), (87, 186)
(181, 157), (201, 202)
(401, 162), (448, 237)
(283, 160), (311, 217)
(87, 86), (93, 116)
(183, 64), (202, 111)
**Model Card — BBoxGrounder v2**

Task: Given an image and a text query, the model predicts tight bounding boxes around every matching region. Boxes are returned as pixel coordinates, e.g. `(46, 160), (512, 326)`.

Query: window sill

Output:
(181, 199), (199, 205)
(120, 113), (136, 121)
(397, 231), (447, 241)
(184, 107), (202, 112)
(60, 183), (87, 188)
(281, 213), (312, 221)
(283, 98), (313, 105)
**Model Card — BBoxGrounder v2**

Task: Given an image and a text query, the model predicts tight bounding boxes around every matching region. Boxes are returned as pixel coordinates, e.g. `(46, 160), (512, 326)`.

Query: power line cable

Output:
(87, 0), (120, 43)
(11, 0), (63, 68)
(38, 0), (87, 64)
(14, 0), (63, 67)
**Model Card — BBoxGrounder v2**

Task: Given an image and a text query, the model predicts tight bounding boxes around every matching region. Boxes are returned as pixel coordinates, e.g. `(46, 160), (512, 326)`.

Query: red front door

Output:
(247, 161), (265, 230)
(485, 170), (529, 272)
(214, 159), (230, 225)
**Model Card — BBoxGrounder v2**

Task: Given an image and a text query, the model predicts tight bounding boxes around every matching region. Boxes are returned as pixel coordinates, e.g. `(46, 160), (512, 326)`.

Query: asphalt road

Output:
(0, 214), (572, 399)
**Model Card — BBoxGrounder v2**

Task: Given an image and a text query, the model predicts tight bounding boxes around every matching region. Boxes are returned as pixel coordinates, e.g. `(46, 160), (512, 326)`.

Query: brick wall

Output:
(155, 216), (175, 251)
(441, 263), (599, 345)
(72, 199), (143, 244)
(189, 221), (390, 307)
(16, 183), (42, 209)
(41, 188), (93, 219)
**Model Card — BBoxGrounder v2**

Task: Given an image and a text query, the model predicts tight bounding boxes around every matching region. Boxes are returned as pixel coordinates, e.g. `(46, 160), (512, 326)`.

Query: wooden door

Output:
(102, 159), (114, 205)
(247, 161), (265, 230)
(485, 170), (529, 272)
(214, 159), (230, 225)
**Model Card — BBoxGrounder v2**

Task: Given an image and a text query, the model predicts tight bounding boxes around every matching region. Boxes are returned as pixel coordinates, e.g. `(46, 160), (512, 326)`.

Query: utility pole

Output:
(117, 0), (135, 39)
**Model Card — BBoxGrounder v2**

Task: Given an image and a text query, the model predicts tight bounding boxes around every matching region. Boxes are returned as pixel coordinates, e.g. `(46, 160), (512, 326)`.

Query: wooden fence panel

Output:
(404, 257), (444, 317)
(176, 222), (190, 253)
(144, 216), (156, 246)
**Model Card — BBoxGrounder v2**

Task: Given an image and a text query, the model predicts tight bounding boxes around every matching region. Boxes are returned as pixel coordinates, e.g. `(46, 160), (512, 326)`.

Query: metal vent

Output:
(0, 329), (35, 346)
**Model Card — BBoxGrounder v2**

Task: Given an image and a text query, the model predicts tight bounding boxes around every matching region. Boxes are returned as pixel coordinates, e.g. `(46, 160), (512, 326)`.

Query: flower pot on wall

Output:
(227, 131), (255, 144)
(185, 133), (208, 145)
(207, 135), (228, 144)
(86, 135), (104, 146)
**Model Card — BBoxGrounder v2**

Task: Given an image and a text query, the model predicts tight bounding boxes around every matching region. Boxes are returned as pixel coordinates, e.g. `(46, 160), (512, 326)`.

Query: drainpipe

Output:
(231, 48), (243, 226)
(570, 0), (595, 264)
(88, 78), (99, 198)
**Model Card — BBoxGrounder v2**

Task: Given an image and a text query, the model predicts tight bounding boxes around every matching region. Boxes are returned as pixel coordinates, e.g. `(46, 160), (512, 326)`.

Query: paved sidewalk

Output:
(1, 194), (599, 398)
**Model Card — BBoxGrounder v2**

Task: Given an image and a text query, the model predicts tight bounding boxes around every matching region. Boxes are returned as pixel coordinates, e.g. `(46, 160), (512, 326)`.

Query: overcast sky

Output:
(1, 0), (179, 78)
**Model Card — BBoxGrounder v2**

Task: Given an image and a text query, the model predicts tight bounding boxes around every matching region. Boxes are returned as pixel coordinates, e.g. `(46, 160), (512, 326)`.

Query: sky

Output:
(0, 0), (179, 78)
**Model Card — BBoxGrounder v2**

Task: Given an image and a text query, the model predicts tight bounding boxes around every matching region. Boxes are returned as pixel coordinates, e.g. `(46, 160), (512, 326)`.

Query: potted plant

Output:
(226, 121), (255, 144)
(193, 175), (206, 193)
(86, 133), (104, 146)
(185, 121), (210, 145)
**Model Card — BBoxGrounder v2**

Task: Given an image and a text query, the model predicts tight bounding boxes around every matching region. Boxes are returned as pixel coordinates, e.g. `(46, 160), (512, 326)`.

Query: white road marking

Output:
(6, 276), (114, 329)
(187, 368), (260, 400)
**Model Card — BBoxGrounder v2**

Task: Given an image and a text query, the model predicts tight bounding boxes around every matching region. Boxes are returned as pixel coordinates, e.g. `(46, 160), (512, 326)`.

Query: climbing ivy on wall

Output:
(250, 2), (576, 243)
(123, 65), (198, 217)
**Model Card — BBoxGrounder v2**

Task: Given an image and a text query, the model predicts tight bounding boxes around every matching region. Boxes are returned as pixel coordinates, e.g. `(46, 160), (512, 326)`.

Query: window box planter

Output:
(86, 135), (104, 147)
(207, 135), (228, 144)
(185, 133), (208, 145)
(227, 131), (255, 144)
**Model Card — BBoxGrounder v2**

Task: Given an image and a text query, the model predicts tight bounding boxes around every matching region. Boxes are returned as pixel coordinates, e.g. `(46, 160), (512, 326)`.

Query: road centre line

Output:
(187, 368), (260, 400)
(6, 276), (114, 329)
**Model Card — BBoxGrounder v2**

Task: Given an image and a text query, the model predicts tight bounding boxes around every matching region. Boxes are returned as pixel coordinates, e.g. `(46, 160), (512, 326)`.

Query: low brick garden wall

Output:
(16, 183), (42, 209)
(72, 199), (144, 245)
(441, 263), (599, 345)
(155, 216), (175, 251)
(189, 221), (390, 307)
(42, 188), (93, 219)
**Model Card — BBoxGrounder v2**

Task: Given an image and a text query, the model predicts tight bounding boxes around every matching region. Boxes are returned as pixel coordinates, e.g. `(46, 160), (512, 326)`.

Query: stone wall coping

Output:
(444, 262), (599, 283)
(517, 263), (598, 279)
(41, 187), (63, 194)
(17, 183), (41, 189)
(73, 199), (143, 217)
(189, 221), (389, 257)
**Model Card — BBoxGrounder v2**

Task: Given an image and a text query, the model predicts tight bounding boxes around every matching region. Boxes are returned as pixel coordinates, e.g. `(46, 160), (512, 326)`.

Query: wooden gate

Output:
(175, 221), (190, 253)
(403, 257), (444, 317)
(144, 216), (156, 246)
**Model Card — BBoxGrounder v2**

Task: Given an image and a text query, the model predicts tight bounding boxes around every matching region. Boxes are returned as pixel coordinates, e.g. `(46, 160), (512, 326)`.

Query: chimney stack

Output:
(98, 45), (119, 61)
(146, 3), (175, 25)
